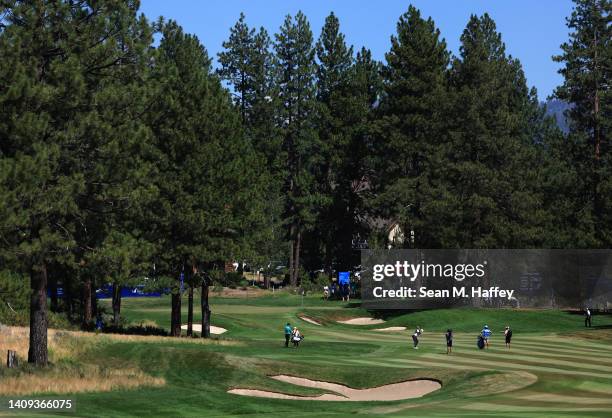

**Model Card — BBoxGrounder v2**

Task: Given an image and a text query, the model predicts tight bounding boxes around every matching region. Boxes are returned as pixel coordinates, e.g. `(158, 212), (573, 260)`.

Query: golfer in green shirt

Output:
(284, 323), (292, 347)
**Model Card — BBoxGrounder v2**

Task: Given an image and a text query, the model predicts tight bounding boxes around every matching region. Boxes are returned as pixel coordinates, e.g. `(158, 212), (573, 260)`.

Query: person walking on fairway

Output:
(291, 327), (303, 348)
(445, 329), (453, 354)
(284, 322), (292, 347)
(412, 326), (423, 349)
(481, 325), (492, 348)
(585, 308), (592, 327)
(504, 325), (512, 349)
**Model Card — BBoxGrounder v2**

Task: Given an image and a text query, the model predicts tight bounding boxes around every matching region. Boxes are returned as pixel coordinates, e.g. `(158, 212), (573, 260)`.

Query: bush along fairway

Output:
(1, 292), (610, 417)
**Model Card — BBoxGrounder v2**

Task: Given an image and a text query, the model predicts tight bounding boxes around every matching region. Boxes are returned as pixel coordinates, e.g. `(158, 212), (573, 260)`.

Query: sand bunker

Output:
(229, 375), (440, 401)
(373, 326), (407, 332)
(180, 324), (227, 334)
(228, 388), (343, 401)
(299, 316), (322, 326)
(336, 317), (385, 325)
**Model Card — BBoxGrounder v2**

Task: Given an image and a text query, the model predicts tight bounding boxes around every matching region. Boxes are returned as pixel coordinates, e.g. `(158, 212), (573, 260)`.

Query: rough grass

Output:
(0, 326), (165, 396)
(0, 364), (165, 396)
(0, 326), (239, 361)
(0, 325), (29, 359)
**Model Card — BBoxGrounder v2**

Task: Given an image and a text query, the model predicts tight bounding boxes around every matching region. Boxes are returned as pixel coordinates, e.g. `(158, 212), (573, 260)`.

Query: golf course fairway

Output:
(1, 292), (611, 417)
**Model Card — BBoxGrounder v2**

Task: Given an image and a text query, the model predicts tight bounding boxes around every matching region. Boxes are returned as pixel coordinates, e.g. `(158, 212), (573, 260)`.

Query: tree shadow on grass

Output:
(102, 325), (168, 336)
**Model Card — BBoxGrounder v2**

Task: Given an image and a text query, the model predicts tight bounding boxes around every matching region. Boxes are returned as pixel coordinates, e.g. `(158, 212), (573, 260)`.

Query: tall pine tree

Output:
(446, 14), (546, 248)
(274, 12), (319, 285)
(308, 13), (381, 271)
(307, 12), (354, 272)
(371, 6), (451, 249)
(554, 0), (611, 247)
(218, 14), (284, 280)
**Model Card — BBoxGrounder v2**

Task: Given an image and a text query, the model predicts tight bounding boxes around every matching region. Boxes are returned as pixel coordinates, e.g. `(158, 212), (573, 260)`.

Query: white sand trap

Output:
(228, 375), (441, 402)
(299, 316), (322, 326)
(373, 326), (407, 332)
(180, 324), (227, 334)
(336, 317), (385, 325)
(228, 389), (346, 401)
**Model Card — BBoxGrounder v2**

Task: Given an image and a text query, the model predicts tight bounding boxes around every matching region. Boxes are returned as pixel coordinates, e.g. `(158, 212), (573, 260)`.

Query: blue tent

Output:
(338, 271), (350, 285)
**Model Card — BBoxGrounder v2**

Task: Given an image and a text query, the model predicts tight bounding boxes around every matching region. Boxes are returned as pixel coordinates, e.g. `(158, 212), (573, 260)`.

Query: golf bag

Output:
(477, 335), (485, 349)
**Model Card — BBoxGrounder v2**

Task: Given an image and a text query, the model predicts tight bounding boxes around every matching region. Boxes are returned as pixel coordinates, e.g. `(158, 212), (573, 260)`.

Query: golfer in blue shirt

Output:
(481, 325), (492, 348)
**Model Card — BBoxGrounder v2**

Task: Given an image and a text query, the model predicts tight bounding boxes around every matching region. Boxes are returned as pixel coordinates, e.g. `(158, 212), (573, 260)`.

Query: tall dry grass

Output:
(0, 325), (238, 355)
(0, 326), (166, 395)
(0, 325), (30, 360)
(0, 365), (165, 396)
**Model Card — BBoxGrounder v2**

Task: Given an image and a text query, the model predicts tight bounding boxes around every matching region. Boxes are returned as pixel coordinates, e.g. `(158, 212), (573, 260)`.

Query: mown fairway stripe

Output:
(256, 354), (415, 369)
(342, 358), (423, 368)
(407, 337), (612, 359)
(476, 346), (612, 363)
(516, 393), (612, 405)
(481, 346), (612, 362)
(540, 335), (611, 348)
(313, 329), (394, 342)
(490, 344), (612, 359)
(458, 402), (612, 412)
(383, 357), (488, 371)
(507, 339), (611, 354)
(574, 381), (612, 395)
(445, 349), (612, 372)
(419, 353), (612, 379)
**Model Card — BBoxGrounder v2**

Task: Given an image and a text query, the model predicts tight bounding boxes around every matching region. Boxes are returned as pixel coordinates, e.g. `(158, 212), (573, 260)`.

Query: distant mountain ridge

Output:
(542, 99), (571, 133)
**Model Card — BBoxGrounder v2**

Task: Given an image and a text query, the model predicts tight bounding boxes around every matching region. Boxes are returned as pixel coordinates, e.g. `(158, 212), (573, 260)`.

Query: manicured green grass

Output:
(3, 292), (612, 417)
(308, 306), (600, 333)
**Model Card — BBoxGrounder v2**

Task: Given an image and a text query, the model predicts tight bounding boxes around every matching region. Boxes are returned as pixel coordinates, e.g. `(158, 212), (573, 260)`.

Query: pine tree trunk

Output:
(288, 234), (295, 286)
(201, 281), (211, 338)
(187, 285), (193, 337)
(289, 223), (300, 286)
(91, 283), (98, 320)
(170, 287), (182, 337)
(593, 26), (600, 161)
(64, 275), (74, 320)
(82, 277), (92, 328)
(28, 263), (48, 366)
(293, 229), (301, 286)
(112, 284), (122, 327)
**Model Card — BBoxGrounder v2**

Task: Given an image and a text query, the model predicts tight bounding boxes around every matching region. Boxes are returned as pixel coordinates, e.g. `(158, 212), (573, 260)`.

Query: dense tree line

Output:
(0, 0), (266, 364)
(0, 0), (609, 365)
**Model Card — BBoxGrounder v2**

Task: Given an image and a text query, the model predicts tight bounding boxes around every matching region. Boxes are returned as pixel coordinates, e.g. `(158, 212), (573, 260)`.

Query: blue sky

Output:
(139, 1), (574, 100)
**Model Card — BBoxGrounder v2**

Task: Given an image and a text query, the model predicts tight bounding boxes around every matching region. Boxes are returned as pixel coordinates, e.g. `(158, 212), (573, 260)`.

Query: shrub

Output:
(102, 324), (168, 336)
(222, 272), (243, 288)
(300, 272), (330, 293)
